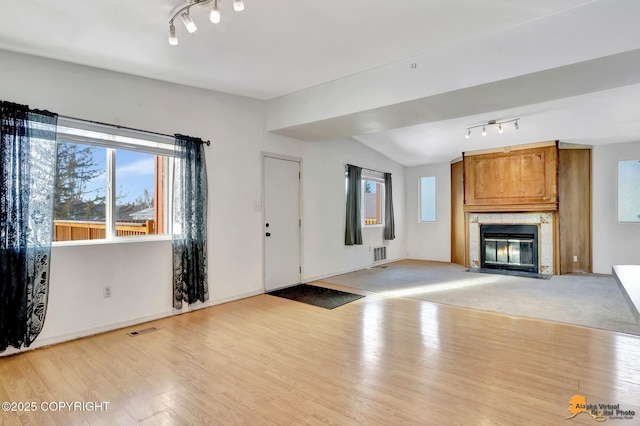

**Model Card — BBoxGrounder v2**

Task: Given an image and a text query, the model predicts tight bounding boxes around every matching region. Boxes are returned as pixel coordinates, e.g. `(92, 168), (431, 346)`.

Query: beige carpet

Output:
(314, 259), (640, 336)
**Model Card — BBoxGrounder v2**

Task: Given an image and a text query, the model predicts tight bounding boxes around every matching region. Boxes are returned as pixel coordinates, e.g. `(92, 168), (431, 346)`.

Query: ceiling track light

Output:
(168, 0), (246, 45)
(464, 118), (520, 139)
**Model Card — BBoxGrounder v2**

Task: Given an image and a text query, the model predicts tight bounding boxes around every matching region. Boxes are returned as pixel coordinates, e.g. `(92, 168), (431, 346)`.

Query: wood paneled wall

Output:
(463, 143), (558, 212)
(453, 141), (592, 275)
(450, 160), (465, 266)
(558, 149), (592, 273)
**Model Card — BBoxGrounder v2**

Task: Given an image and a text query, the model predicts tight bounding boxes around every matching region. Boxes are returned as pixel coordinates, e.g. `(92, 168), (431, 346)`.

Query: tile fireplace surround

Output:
(469, 212), (554, 275)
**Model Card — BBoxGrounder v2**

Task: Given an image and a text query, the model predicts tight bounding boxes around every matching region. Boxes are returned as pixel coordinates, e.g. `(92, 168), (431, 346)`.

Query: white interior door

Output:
(264, 156), (301, 291)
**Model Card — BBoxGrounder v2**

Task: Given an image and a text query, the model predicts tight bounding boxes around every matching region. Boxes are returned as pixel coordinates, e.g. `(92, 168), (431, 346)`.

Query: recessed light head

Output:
(465, 129), (471, 139)
(482, 126), (487, 136)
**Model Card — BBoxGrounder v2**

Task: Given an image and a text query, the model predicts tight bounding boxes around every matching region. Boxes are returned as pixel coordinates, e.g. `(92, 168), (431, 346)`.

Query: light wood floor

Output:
(1, 284), (639, 425)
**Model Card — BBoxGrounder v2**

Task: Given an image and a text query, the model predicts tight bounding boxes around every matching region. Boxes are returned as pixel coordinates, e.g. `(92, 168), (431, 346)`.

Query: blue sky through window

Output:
(83, 149), (155, 204)
(115, 150), (155, 204)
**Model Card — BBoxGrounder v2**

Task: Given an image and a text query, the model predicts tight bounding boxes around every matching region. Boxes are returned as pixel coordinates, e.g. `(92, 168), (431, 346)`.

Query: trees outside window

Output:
(53, 140), (171, 242)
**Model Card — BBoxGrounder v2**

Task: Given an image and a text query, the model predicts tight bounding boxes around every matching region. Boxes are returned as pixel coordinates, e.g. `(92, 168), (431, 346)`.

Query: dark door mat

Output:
(467, 268), (552, 280)
(267, 284), (365, 309)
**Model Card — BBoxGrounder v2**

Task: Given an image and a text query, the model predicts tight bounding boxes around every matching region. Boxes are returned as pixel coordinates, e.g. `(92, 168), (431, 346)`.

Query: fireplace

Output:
(480, 224), (538, 273)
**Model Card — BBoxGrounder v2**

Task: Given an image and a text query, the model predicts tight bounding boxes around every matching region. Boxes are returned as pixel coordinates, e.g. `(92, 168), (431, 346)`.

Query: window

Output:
(344, 167), (386, 227)
(420, 176), (436, 222)
(363, 179), (383, 225)
(618, 160), (640, 223)
(53, 119), (174, 242)
(362, 171), (385, 226)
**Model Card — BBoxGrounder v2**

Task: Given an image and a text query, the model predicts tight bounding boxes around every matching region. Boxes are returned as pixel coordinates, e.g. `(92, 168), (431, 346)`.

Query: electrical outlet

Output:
(103, 286), (112, 298)
(573, 255), (578, 263)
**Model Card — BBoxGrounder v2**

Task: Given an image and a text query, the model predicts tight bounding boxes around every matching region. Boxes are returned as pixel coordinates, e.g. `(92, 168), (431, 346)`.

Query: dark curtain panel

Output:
(345, 164), (363, 245)
(0, 101), (58, 352)
(172, 134), (208, 309)
(384, 172), (395, 240)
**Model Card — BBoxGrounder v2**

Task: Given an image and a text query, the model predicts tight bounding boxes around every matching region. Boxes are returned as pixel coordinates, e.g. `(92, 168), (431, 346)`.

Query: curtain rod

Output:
(58, 114), (211, 146)
(345, 163), (389, 176)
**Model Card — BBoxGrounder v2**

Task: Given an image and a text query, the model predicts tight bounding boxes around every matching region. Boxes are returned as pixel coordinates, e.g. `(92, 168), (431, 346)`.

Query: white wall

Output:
(44, 241), (173, 341)
(1, 49), (267, 352)
(592, 141), (640, 273)
(302, 138), (406, 280)
(1, 50), (409, 354)
(404, 163), (451, 261)
(261, 133), (407, 281)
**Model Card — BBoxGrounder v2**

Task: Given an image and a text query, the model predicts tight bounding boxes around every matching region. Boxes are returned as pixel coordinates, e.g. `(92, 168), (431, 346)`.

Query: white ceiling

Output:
(1, 0), (639, 165)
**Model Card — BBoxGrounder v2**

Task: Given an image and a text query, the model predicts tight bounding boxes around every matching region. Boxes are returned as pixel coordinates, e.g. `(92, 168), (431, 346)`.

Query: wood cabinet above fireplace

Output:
(463, 141), (558, 212)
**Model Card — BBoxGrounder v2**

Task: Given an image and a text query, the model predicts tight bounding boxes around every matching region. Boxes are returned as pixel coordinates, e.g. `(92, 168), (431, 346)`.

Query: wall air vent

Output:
(373, 246), (387, 263)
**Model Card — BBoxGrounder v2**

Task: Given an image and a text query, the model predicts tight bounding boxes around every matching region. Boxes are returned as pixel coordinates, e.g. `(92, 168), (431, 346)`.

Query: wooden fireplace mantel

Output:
(463, 202), (557, 213)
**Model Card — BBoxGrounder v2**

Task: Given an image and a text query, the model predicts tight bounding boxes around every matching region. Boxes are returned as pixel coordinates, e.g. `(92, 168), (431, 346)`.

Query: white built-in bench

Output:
(613, 265), (640, 324)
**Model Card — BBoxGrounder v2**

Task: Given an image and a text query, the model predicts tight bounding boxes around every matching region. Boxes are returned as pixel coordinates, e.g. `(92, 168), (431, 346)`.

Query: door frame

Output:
(261, 152), (303, 292)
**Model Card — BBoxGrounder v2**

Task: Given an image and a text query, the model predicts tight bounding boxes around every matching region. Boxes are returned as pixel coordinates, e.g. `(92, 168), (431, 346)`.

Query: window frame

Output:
(53, 117), (175, 245)
(419, 175), (437, 223)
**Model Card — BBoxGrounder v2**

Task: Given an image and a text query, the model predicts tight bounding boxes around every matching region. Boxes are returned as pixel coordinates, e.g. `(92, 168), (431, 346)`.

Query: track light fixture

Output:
(465, 118), (520, 139)
(168, 0), (246, 45)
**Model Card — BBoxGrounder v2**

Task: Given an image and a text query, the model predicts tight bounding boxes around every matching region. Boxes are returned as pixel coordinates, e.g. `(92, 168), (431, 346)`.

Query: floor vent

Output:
(128, 326), (159, 337)
(373, 246), (387, 262)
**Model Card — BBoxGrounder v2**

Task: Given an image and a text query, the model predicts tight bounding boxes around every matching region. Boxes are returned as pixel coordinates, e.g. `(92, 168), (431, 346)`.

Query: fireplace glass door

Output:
(480, 224), (538, 273)
(484, 237), (534, 267)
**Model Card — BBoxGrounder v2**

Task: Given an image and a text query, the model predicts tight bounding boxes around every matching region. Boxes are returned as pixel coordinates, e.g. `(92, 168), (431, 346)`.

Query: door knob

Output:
(265, 232), (271, 237)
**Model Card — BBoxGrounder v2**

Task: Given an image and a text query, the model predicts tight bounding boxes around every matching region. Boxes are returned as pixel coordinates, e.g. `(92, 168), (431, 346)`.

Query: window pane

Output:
(54, 142), (107, 241)
(364, 180), (383, 225)
(618, 160), (640, 222)
(420, 176), (436, 222)
(115, 149), (167, 236)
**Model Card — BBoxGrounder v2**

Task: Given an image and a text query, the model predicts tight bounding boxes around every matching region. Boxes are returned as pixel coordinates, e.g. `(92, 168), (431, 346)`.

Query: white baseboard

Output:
(304, 257), (405, 283)
(1, 289), (264, 358)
